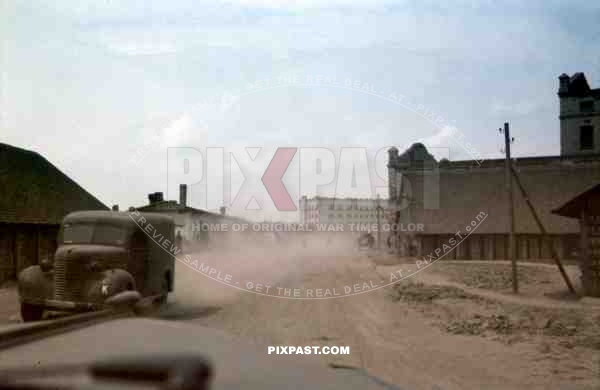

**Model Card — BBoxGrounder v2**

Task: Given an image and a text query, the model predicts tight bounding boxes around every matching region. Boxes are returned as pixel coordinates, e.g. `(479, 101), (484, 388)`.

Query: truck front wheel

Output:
(20, 302), (44, 322)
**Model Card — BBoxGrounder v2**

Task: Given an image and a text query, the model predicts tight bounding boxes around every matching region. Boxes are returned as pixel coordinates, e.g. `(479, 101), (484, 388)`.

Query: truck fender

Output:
(17, 265), (54, 304)
(95, 269), (137, 300)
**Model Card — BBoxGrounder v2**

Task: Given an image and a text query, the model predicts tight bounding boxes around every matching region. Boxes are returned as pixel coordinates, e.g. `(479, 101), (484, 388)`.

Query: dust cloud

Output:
(168, 229), (361, 313)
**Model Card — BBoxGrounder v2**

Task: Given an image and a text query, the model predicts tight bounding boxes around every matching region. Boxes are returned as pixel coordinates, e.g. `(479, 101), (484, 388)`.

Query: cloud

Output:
(160, 113), (195, 148)
(227, 0), (392, 9)
(490, 99), (547, 117)
(3, 0), (600, 216)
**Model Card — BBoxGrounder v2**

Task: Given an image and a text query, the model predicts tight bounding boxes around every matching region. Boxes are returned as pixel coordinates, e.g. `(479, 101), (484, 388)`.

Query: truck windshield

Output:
(62, 224), (128, 245)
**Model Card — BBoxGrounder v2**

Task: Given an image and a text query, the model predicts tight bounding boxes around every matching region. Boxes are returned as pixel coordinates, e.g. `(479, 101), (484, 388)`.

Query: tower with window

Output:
(558, 73), (600, 156)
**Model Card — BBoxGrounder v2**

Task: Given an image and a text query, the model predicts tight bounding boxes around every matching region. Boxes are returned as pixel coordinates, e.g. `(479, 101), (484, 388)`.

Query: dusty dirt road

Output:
(1, 235), (596, 389)
(166, 250), (600, 390)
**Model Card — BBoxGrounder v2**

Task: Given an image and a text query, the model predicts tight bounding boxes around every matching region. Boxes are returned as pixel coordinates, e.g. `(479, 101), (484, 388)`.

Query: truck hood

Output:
(55, 244), (127, 259)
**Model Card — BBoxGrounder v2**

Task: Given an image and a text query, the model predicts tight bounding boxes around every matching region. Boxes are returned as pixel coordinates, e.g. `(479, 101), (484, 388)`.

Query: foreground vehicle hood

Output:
(0, 318), (397, 390)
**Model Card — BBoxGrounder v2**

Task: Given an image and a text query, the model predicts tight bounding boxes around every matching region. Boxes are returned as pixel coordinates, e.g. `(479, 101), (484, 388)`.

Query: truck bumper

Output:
(21, 298), (103, 312)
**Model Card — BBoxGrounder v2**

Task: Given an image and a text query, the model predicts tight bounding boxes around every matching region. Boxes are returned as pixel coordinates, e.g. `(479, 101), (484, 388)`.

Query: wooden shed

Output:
(0, 143), (108, 283)
(552, 184), (600, 297)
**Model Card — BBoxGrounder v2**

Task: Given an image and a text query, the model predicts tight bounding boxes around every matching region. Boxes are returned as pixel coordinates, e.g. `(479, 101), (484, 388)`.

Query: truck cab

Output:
(17, 210), (176, 322)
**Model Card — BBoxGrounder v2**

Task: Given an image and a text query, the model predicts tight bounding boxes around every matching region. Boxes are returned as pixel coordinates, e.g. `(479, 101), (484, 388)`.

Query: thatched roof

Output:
(0, 143), (108, 225)
(64, 210), (174, 228)
(552, 184), (600, 219)
(389, 145), (600, 234)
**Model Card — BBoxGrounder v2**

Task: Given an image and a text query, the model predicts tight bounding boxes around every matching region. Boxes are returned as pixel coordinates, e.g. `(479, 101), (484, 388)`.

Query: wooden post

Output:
(580, 210), (590, 295)
(504, 122), (518, 293)
(376, 199), (383, 250)
(510, 165), (576, 294)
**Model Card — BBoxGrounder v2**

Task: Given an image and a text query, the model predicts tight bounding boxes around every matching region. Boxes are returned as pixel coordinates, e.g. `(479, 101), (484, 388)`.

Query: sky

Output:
(1, 0), (600, 221)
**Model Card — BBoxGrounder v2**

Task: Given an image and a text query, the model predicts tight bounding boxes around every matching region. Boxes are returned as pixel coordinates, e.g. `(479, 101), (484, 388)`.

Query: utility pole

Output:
(510, 164), (576, 294)
(501, 122), (518, 293)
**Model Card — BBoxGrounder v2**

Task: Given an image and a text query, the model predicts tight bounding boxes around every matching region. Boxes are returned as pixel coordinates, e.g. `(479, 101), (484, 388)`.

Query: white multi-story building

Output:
(299, 196), (391, 226)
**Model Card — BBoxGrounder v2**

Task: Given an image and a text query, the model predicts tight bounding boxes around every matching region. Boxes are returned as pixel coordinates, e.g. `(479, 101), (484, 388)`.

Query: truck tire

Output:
(153, 274), (170, 306)
(20, 302), (44, 322)
(154, 294), (168, 306)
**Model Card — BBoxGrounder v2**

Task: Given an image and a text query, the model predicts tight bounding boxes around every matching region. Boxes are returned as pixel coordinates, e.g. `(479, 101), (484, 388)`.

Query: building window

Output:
(580, 100), (594, 113)
(580, 125), (594, 150)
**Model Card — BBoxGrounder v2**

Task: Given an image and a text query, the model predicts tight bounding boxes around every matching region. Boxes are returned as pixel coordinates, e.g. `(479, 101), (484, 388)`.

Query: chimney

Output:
(112, 205), (119, 211)
(558, 73), (570, 96)
(148, 192), (164, 204)
(179, 184), (187, 209)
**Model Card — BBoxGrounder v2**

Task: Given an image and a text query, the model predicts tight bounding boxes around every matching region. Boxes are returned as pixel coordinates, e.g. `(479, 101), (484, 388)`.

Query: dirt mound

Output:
(445, 314), (513, 336)
(390, 282), (476, 303)
(388, 280), (600, 351)
(429, 261), (583, 298)
(432, 263), (538, 290)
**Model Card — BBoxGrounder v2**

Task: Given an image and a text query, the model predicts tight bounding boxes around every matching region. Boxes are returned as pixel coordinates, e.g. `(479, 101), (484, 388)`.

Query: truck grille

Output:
(54, 253), (128, 302)
(53, 256), (84, 301)
(53, 256), (66, 300)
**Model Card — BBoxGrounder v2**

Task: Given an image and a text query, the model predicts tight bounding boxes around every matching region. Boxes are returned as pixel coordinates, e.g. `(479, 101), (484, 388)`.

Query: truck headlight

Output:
(101, 280), (111, 296)
(87, 261), (101, 272)
(39, 258), (53, 272)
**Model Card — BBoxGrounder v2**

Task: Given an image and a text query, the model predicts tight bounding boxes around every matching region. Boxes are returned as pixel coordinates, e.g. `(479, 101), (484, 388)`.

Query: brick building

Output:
(0, 143), (108, 283)
(387, 73), (600, 260)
